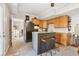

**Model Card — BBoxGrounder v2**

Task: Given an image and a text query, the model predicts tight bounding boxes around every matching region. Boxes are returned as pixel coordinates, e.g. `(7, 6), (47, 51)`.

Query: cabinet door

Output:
(53, 16), (68, 28)
(54, 18), (59, 28)
(55, 33), (61, 43)
(59, 16), (68, 28)
(32, 19), (39, 25)
(47, 19), (54, 24)
(60, 33), (68, 46)
(39, 20), (43, 28)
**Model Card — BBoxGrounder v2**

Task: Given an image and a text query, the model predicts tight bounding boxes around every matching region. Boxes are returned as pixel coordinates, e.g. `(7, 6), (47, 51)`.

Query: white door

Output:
(0, 5), (4, 55)
(0, 4), (10, 56)
(3, 4), (10, 55)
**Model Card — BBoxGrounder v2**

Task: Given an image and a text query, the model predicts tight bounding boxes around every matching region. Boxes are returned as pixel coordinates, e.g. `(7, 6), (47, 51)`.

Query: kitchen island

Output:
(32, 32), (71, 55)
(32, 32), (55, 55)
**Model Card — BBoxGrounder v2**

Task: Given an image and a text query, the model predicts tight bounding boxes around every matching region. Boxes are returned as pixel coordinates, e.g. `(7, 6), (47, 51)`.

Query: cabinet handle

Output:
(0, 34), (1, 37)
(3, 32), (5, 37)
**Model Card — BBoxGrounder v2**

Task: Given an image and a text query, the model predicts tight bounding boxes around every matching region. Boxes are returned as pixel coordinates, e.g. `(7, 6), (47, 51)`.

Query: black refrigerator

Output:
(24, 21), (34, 42)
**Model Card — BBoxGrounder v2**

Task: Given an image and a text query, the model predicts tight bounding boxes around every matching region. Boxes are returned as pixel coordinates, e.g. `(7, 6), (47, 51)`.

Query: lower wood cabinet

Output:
(55, 33), (61, 43)
(60, 33), (68, 46)
(55, 33), (71, 46)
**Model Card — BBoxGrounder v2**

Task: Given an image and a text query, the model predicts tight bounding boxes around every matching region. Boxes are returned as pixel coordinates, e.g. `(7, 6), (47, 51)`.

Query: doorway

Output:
(12, 18), (25, 49)
(6, 18), (25, 55)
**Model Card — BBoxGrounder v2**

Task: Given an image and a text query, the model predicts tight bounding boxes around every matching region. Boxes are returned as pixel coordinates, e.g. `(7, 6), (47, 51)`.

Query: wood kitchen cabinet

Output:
(60, 33), (68, 46)
(39, 20), (43, 28)
(55, 33), (61, 43)
(32, 15), (69, 28)
(55, 33), (70, 46)
(53, 18), (59, 28)
(47, 19), (54, 24)
(53, 16), (68, 28)
(58, 16), (68, 28)
(32, 18), (48, 28)
(62, 33), (71, 46)
(47, 15), (69, 28)
(32, 18), (40, 25)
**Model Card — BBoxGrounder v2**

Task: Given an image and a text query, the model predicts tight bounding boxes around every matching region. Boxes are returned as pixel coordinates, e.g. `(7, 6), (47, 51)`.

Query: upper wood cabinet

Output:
(32, 18), (48, 28)
(58, 16), (68, 28)
(32, 15), (69, 28)
(39, 20), (43, 28)
(39, 20), (48, 28)
(47, 15), (69, 28)
(53, 18), (59, 27)
(47, 19), (54, 24)
(42, 21), (48, 28)
(32, 18), (40, 25)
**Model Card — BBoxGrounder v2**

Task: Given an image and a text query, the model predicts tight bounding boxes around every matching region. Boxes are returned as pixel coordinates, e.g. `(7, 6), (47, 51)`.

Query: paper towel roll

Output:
(48, 24), (54, 32)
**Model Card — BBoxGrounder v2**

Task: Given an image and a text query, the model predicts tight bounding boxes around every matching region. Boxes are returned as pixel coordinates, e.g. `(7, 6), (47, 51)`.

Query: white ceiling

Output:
(7, 3), (68, 16)
(18, 3), (68, 15)
(7, 3), (79, 19)
(19, 3), (51, 15)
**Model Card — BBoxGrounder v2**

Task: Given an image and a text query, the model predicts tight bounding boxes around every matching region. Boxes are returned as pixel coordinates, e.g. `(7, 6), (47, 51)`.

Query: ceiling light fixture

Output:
(50, 3), (54, 7)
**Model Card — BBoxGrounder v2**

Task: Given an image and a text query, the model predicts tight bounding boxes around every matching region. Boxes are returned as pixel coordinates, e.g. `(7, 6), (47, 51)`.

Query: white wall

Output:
(70, 14), (79, 33)
(0, 4), (4, 56)
(0, 4), (11, 55)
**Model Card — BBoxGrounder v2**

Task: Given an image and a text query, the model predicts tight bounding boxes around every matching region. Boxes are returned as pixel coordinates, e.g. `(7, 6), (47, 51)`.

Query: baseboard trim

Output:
(2, 44), (10, 56)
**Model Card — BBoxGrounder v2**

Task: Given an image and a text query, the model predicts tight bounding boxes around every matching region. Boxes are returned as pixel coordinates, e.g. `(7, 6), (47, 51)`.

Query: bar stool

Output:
(40, 36), (55, 56)
(40, 37), (48, 56)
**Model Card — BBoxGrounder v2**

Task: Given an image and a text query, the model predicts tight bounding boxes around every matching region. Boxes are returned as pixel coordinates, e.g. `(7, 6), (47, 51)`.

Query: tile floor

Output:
(5, 38), (79, 56)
